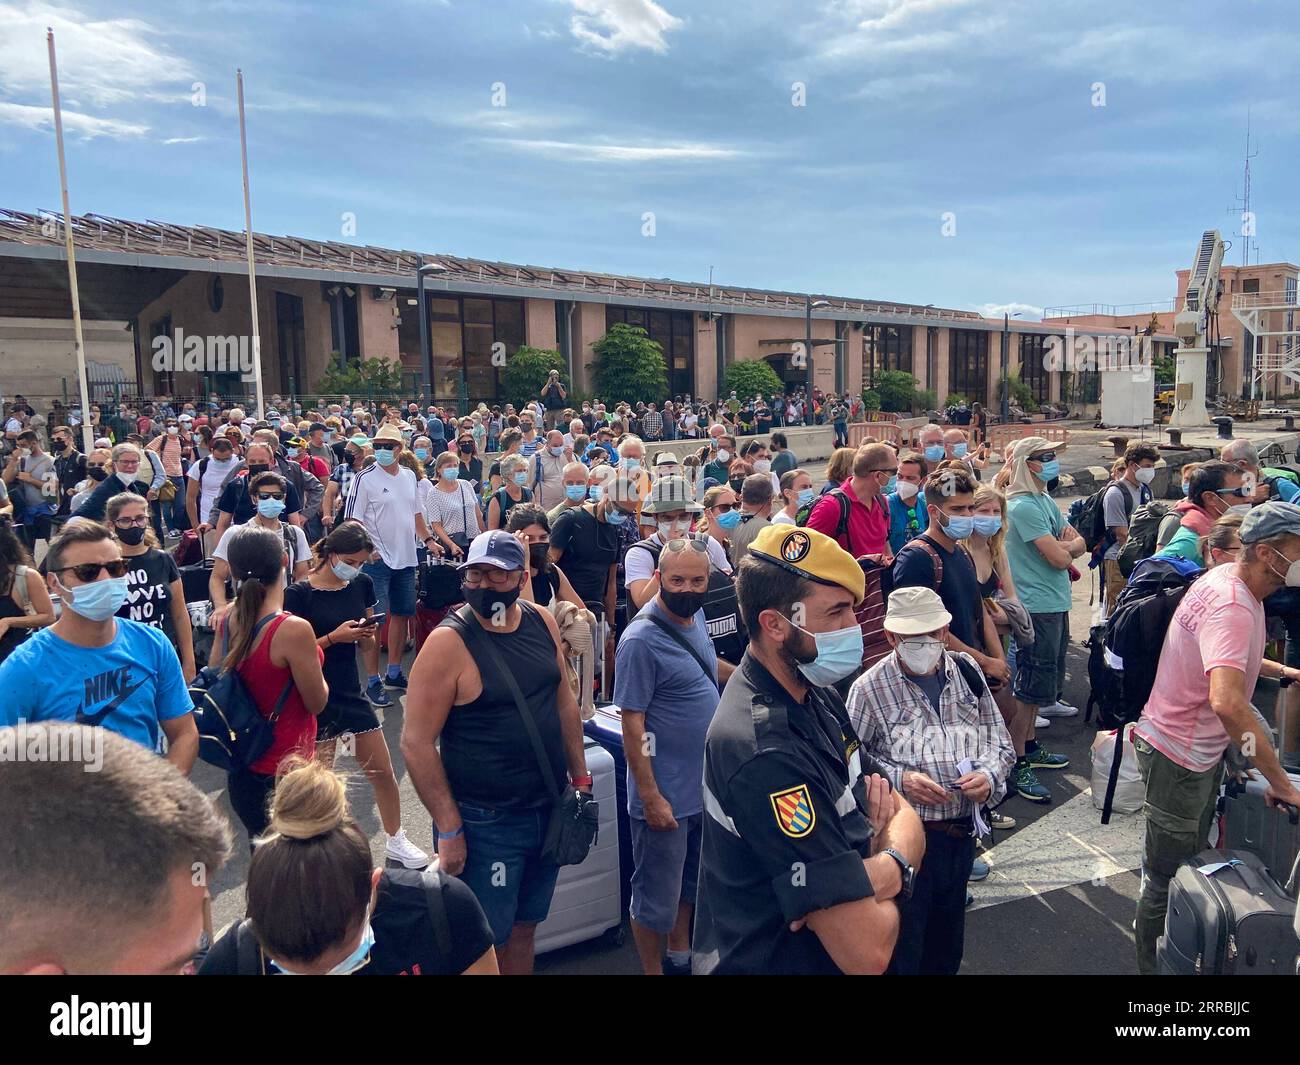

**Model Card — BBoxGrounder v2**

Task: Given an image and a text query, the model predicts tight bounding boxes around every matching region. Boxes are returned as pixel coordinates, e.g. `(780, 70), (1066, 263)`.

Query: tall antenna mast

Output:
(1226, 107), (1259, 267)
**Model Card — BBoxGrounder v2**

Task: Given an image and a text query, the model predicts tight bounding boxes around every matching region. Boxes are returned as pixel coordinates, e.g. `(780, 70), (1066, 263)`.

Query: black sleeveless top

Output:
(439, 601), (565, 809)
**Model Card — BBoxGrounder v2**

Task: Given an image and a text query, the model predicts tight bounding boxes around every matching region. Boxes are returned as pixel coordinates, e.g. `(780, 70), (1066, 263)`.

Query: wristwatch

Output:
(881, 847), (915, 900)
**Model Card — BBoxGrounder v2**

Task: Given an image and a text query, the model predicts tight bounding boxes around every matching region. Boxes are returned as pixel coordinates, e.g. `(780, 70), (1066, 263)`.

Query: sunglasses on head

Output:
(54, 560), (129, 582)
(664, 538), (708, 554)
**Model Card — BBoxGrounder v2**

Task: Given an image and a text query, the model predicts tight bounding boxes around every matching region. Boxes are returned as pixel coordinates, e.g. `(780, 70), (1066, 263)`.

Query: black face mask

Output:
(728, 478), (745, 493)
(661, 588), (705, 619)
(117, 526), (147, 546)
(52, 439), (67, 451)
(247, 463), (270, 475)
(88, 466), (108, 482)
(459, 441), (474, 454)
(464, 584), (521, 619)
(528, 543), (550, 572)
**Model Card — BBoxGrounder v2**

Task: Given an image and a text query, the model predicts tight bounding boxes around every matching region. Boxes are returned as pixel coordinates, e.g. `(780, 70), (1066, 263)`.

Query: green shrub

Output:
(589, 323), (670, 407)
(876, 370), (917, 413)
(723, 358), (783, 399)
(861, 390), (882, 411)
(503, 345), (567, 410)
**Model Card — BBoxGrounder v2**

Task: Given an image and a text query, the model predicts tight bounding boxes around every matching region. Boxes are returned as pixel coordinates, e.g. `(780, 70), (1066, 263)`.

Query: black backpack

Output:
(797, 487), (851, 545)
(1116, 498), (1169, 577)
(190, 612), (294, 771)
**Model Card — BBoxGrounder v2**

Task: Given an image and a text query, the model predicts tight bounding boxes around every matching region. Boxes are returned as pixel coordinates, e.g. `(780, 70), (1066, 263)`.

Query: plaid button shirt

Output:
(846, 650), (1015, 822)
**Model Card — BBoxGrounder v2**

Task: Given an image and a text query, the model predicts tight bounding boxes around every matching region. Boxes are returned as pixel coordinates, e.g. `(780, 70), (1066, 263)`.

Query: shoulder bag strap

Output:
(420, 867), (452, 957)
(914, 535), (944, 586)
(642, 612), (718, 691)
(453, 603), (564, 799)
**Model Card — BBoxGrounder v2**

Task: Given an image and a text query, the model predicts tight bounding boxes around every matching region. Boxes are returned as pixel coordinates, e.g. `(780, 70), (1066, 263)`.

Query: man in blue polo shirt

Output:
(0, 522), (196, 772)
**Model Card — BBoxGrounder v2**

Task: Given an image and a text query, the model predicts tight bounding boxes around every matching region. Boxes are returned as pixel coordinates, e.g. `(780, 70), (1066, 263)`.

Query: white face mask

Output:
(753, 460), (771, 474)
(1135, 467), (1156, 485)
(896, 480), (919, 500)
(896, 637), (945, 675)
(1268, 547), (1300, 588)
(715, 449), (730, 463)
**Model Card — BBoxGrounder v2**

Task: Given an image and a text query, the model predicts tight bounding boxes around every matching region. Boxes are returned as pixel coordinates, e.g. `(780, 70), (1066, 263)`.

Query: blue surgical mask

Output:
(414, 448), (430, 462)
(883, 476), (897, 494)
(276, 917), (374, 976)
(604, 506), (627, 525)
(286, 447), (299, 458)
(953, 443), (968, 458)
(939, 511), (975, 540)
(797, 488), (816, 508)
(331, 559), (361, 582)
(566, 484), (588, 501)
(783, 615), (865, 686)
(924, 445), (944, 462)
(374, 448), (396, 467)
(549, 445), (565, 457)
(513, 471), (529, 486)
(56, 574), (129, 622)
(716, 509), (743, 531)
(258, 497), (286, 519)
(1037, 459), (1060, 481)
(972, 515), (1002, 537)
(1181, 482), (1190, 496)
(439, 467), (458, 482)
(588, 485), (603, 502)
(623, 458), (641, 473)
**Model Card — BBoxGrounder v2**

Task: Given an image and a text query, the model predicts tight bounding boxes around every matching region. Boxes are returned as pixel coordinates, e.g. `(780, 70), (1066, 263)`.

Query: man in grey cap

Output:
(1131, 500), (1300, 974)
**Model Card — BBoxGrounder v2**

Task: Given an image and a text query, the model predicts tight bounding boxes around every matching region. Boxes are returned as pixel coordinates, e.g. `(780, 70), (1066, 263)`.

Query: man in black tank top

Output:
(401, 531), (592, 975)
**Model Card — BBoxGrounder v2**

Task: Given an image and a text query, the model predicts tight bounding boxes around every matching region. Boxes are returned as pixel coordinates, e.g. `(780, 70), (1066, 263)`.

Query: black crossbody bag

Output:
(642, 613), (721, 693)
(454, 605), (598, 867)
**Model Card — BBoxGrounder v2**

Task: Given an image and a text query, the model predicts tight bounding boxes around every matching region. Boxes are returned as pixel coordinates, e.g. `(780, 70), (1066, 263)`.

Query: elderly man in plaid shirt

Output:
(847, 586), (1014, 975)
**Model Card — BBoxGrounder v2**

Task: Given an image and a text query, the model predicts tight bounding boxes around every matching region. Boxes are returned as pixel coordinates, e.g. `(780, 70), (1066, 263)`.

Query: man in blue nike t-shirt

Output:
(0, 522), (196, 772)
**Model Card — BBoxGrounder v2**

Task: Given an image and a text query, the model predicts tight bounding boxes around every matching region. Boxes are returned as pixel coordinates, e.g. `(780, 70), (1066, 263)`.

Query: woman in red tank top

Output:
(213, 525), (328, 842)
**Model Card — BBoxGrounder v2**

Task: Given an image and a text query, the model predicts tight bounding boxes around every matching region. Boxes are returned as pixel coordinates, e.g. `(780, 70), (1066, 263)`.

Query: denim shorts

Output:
(363, 560), (417, 617)
(1013, 610), (1069, 707)
(451, 802), (560, 946)
(629, 813), (702, 934)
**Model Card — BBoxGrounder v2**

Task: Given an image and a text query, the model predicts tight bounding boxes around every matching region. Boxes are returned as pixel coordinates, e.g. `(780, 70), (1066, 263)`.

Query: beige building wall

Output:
(525, 298), (558, 351)
(694, 313), (718, 400)
(0, 317), (136, 404)
(357, 287), (400, 365)
(933, 329), (951, 406)
(572, 301), (606, 394)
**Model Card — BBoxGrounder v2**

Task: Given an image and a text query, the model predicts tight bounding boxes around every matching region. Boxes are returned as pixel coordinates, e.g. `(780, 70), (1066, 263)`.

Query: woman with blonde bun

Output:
(200, 758), (498, 975)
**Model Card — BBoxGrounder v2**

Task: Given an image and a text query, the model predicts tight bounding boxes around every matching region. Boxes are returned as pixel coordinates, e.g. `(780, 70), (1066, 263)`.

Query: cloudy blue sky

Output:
(2, 0), (1297, 318)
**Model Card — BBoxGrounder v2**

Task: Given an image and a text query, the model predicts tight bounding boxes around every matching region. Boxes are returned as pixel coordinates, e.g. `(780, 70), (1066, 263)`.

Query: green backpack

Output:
(1117, 499), (1172, 578)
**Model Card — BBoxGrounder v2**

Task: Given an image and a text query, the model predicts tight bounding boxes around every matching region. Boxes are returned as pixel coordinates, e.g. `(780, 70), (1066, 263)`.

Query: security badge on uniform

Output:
(770, 784), (816, 838)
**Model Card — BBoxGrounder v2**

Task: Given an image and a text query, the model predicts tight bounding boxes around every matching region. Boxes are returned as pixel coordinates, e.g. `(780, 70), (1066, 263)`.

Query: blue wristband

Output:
(437, 827), (464, 842)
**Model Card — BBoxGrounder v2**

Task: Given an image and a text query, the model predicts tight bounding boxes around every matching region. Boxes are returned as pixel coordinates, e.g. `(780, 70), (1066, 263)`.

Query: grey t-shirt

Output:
(612, 598), (719, 820)
(15, 452), (55, 509)
(1103, 480), (1142, 561)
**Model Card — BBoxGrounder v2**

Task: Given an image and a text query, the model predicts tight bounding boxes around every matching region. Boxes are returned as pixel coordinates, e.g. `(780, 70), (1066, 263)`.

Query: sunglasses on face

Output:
(1031, 452), (1056, 463)
(712, 503), (737, 513)
(1216, 487), (1250, 499)
(255, 492), (285, 501)
(54, 560), (129, 582)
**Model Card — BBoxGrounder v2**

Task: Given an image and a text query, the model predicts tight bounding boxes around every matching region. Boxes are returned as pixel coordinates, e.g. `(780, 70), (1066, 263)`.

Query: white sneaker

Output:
(1039, 701), (1080, 718)
(385, 829), (430, 869)
(1035, 715), (1051, 729)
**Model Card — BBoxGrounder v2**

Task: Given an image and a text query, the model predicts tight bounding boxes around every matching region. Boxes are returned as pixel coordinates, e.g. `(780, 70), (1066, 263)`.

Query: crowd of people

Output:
(1, 383), (1298, 977)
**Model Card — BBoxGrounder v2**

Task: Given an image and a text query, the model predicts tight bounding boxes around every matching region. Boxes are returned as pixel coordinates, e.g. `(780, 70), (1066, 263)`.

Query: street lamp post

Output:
(416, 258), (447, 410)
(1000, 311), (1023, 422)
(805, 295), (830, 400)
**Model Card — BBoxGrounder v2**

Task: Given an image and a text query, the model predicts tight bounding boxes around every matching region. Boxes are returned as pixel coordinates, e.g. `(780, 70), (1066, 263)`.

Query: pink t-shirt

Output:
(1135, 563), (1264, 772)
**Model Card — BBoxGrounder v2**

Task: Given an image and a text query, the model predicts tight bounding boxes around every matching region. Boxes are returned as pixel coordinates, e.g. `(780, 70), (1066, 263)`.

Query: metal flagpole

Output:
(47, 28), (95, 456)
(236, 69), (266, 417)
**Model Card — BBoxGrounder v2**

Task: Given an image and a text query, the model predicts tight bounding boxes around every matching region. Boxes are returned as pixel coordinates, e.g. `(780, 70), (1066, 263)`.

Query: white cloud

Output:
(979, 302), (1043, 321)
(0, 99), (149, 139)
(566, 0), (682, 55)
(0, 1), (195, 107)
(483, 136), (742, 163)
(162, 135), (204, 144)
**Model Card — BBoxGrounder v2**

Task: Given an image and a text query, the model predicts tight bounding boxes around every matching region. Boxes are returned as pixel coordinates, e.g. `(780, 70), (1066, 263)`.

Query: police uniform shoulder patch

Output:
(770, 784), (816, 838)
(781, 530), (811, 563)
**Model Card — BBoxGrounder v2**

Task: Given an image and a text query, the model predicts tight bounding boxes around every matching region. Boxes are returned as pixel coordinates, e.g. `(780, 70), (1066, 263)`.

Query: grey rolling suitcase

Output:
(535, 738), (624, 955)
(1222, 772), (1300, 887)
(1157, 849), (1299, 975)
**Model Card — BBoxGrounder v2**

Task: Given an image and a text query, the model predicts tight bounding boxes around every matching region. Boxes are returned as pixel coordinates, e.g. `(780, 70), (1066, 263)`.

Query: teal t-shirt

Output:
(1005, 492), (1071, 614)
(1156, 524), (1204, 566)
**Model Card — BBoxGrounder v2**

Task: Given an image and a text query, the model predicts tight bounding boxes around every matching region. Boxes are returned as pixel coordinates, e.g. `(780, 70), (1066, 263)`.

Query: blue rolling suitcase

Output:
(584, 703), (633, 913)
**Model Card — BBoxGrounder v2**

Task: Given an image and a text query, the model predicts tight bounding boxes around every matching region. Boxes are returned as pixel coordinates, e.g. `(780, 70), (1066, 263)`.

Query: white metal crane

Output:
(1169, 229), (1224, 426)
